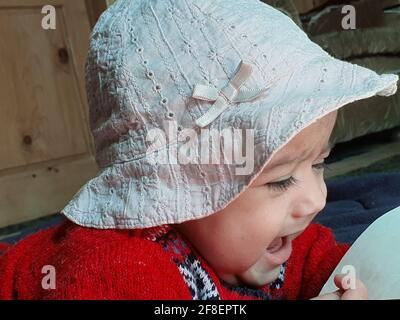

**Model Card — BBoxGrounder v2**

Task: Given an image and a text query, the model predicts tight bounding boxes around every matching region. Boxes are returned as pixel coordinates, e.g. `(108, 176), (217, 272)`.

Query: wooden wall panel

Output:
(0, 0), (99, 227)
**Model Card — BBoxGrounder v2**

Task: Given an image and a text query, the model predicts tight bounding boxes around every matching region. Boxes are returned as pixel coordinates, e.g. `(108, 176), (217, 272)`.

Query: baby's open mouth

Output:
(265, 236), (292, 266)
(266, 237), (285, 253)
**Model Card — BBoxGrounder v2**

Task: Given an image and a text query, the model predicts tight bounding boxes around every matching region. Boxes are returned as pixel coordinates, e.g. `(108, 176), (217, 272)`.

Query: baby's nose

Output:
(292, 179), (327, 219)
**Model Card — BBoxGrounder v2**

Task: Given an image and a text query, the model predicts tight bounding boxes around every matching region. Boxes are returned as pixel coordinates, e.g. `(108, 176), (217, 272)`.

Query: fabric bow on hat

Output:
(192, 60), (269, 127)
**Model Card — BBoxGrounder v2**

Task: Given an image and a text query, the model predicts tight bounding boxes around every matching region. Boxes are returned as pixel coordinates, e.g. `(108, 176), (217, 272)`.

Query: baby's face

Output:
(175, 110), (338, 288)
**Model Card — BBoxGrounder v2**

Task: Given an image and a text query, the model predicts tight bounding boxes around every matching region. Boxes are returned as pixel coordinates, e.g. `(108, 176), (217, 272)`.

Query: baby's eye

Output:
(267, 176), (298, 192)
(313, 162), (328, 171)
(266, 162), (330, 192)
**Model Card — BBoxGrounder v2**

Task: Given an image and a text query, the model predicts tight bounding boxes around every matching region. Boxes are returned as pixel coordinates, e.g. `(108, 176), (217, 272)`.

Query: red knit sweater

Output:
(0, 221), (349, 300)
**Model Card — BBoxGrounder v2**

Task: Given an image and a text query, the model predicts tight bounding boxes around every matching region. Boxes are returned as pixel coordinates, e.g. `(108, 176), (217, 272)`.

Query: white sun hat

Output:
(61, 0), (398, 229)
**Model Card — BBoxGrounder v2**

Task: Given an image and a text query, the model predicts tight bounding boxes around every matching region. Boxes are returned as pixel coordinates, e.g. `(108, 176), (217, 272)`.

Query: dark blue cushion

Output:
(316, 171), (400, 244)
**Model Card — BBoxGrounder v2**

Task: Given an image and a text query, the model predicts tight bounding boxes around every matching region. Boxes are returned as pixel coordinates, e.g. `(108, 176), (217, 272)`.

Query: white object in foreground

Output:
(319, 205), (400, 299)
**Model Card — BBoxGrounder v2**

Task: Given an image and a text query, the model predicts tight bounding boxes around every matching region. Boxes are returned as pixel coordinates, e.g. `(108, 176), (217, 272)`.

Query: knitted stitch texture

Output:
(0, 221), (349, 300)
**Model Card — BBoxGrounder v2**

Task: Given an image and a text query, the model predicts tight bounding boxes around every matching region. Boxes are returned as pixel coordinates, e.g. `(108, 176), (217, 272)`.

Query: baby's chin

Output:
(219, 264), (282, 288)
(237, 264), (282, 288)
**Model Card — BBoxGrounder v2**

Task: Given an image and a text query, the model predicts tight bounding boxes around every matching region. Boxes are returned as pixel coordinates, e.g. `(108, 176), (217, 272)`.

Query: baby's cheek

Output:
(249, 204), (286, 233)
(214, 243), (264, 274)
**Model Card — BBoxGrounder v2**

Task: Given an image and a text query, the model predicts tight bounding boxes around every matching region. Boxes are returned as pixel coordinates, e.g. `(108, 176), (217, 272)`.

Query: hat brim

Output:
(61, 56), (398, 229)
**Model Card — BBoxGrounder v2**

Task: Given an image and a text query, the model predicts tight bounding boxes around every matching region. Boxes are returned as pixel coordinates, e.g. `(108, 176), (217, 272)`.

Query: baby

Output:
(174, 109), (366, 299)
(0, 0), (397, 300)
